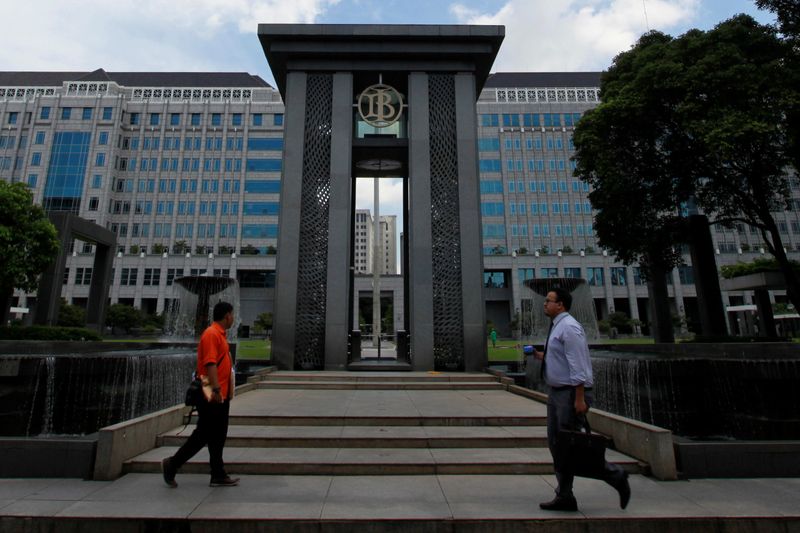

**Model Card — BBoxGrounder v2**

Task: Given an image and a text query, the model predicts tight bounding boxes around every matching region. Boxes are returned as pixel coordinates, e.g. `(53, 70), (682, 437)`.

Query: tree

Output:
(0, 182), (60, 324)
(172, 240), (188, 254)
(254, 312), (273, 333)
(57, 298), (86, 328)
(681, 16), (800, 313)
(106, 303), (142, 333)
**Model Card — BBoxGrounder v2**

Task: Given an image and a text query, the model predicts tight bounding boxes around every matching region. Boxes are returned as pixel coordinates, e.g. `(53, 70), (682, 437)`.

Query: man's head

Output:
(213, 301), (234, 329)
(543, 287), (571, 318)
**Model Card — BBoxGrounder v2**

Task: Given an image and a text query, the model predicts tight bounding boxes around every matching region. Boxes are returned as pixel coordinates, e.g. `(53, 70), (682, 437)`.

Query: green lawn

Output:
(487, 336), (655, 361)
(237, 338), (271, 360)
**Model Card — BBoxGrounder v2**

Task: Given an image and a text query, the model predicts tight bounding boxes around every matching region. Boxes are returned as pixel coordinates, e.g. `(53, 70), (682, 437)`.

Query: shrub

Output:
(0, 326), (101, 341)
(720, 257), (800, 279)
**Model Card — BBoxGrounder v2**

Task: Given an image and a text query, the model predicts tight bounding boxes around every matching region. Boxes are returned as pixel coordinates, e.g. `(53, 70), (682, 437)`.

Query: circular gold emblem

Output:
(358, 84), (403, 128)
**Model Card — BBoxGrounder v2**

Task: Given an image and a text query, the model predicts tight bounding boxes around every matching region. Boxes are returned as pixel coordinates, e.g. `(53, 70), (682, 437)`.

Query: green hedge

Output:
(720, 258), (800, 279)
(0, 326), (102, 341)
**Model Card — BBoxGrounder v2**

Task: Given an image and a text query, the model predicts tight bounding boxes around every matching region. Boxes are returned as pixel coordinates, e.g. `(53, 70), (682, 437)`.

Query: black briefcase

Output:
(555, 418), (611, 479)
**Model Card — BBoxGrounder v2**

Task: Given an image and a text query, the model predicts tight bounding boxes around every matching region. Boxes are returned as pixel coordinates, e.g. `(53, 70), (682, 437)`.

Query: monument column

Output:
(407, 71), (435, 370)
(324, 72), (355, 369)
(455, 72), (488, 371)
(272, 72), (308, 369)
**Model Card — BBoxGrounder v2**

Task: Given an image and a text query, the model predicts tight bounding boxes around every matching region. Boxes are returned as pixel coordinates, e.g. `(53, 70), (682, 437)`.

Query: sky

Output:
(0, 0), (776, 270)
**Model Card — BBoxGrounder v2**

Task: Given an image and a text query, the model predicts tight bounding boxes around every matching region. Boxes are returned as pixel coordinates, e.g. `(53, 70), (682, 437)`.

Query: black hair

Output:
(551, 287), (572, 311)
(213, 301), (234, 322)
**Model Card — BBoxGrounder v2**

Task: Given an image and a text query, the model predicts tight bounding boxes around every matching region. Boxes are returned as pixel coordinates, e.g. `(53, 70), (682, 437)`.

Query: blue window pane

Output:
(479, 159), (501, 172)
(232, 113), (242, 126)
(502, 114), (520, 127)
(211, 113), (221, 126)
(34, 132), (45, 145)
(246, 159), (282, 172)
(252, 113), (263, 126)
(477, 138), (500, 151)
(247, 138), (284, 151)
(43, 131), (91, 212)
(61, 108), (71, 120)
(170, 113), (180, 126)
(191, 113), (201, 126)
(242, 224), (279, 238)
(150, 113), (160, 126)
(243, 202), (280, 215)
(130, 113), (139, 125)
(98, 132), (108, 145)
(244, 180), (281, 193)
(40, 107), (51, 119)
(102, 107), (112, 120)
(31, 152), (42, 166)
(479, 181), (503, 194)
(480, 114), (499, 127)
(28, 174), (38, 187)
(95, 153), (105, 167)
(273, 114), (283, 126)
(82, 108), (92, 120)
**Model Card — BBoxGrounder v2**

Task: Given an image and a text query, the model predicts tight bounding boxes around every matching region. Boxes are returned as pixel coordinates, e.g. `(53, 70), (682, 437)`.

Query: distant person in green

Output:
(490, 328), (497, 348)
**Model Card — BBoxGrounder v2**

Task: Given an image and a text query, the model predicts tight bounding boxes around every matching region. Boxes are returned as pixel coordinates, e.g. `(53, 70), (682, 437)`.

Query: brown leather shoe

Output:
(209, 476), (240, 487)
(539, 495), (578, 511)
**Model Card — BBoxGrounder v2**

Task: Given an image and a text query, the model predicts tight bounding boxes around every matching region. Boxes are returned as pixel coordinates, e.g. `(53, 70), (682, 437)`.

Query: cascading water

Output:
(6, 349), (197, 436)
(520, 277), (599, 344)
(163, 275), (239, 341)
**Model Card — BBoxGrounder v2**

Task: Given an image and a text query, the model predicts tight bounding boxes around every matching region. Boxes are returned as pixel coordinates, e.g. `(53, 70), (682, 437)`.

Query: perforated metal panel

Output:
(428, 74), (465, 370)
(294, 74), (333, 369)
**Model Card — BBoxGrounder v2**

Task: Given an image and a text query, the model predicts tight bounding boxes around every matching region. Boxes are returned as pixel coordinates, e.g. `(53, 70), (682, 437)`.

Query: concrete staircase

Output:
(123, 371), (643, 477)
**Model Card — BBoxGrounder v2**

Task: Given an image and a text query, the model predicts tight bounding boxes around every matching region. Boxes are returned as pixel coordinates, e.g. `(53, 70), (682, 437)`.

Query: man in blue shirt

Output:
(534, 287), (631, 511)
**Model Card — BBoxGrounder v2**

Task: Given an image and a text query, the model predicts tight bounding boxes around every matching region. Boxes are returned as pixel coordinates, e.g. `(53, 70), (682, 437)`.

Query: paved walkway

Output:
(1, 474), (799, 522)
(2, 371), (799, 531)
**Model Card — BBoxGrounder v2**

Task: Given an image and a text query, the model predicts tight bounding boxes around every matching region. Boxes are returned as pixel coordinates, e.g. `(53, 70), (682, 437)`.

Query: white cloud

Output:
(450, 0), (699, 71)
(0, 0), (339, 73)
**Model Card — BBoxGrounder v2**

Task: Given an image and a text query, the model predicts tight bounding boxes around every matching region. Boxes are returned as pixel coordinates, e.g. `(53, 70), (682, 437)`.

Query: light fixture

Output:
(580, 249), (585, 257)
(185, 252), (191, 258)
(162, 252), (168, 258)
(140, 252), (145, 258)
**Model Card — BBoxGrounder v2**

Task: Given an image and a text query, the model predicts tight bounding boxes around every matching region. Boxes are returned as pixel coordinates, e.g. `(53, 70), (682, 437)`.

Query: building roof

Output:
(0, 70), (271, 88)
(486, 72), (602, 88)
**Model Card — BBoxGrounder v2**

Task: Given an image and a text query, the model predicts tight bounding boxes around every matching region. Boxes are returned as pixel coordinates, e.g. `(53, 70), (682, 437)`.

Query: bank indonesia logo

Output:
(358, 84), (403, 128)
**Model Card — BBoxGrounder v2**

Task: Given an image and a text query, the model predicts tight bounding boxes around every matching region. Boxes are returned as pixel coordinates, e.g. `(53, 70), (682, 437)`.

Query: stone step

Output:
(158, 425), (549, 449)
(223, 415), (547, 427)
(125, 446), (644, 476)
(260, 372), (498, 382)
(256, 381), (506, 390)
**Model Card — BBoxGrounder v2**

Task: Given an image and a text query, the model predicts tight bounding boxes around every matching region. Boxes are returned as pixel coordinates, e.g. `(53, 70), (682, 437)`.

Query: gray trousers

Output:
(546, 387), (626, 497)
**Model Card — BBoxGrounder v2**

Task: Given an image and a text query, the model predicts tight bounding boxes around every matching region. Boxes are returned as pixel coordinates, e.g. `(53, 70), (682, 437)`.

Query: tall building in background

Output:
(2, 69), (798, 334)
(353, 209), (397, 275)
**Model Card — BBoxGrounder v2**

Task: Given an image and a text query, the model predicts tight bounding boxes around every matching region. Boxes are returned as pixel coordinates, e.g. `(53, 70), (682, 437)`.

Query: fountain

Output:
(520, 277), (600, 344)
(163, 274), (239, 341)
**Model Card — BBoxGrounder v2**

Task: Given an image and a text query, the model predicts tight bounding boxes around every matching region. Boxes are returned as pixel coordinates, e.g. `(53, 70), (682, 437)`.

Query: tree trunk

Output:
(765, 224), (800, 316)
(0, 285), (13, 326)
(646, 261), (675, 343)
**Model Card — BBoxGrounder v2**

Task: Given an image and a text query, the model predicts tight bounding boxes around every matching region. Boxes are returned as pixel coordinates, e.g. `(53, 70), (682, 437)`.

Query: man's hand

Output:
(533, 349), (544, 361)
(574, 397), (588, 415)
(210, 390), (223, 403)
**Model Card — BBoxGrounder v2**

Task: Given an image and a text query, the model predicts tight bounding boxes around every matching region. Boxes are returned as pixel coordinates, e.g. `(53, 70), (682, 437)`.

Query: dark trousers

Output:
(171, 400), (230, 479)
(546, 387), (626, 497)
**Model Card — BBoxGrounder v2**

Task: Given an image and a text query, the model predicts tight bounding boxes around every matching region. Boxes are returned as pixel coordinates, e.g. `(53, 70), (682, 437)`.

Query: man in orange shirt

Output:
(162, 301), (239, 487)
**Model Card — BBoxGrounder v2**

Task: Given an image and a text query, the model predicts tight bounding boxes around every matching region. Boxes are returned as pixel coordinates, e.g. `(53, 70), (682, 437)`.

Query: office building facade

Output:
(1, 69), (797, 335)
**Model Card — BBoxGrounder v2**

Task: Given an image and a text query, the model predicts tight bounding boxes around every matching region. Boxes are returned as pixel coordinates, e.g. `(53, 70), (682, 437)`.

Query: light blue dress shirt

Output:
(544, 311), (593, 388)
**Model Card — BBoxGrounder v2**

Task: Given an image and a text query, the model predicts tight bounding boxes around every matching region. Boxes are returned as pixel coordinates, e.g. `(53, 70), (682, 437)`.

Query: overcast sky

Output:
(0, 1), (775, 269)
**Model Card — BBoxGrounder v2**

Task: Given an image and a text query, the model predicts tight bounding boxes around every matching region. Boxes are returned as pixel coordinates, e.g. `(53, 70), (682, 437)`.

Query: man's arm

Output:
(205, 363), (223, 403)
(574, 383), (587, 414)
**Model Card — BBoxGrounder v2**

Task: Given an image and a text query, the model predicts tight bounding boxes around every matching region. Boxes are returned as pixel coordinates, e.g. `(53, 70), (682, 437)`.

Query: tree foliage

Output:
(574, 14), (800, 317)
(105, 303), (142, 333)
(57, 298), (86, 328)
(0, 181), (60, 301)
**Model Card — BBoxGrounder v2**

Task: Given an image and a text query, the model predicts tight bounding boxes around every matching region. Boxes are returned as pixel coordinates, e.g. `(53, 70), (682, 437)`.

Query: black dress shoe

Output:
(161, 457), (177, 488)
(539, 495), (578, 512)
(617, 472), (631, 509)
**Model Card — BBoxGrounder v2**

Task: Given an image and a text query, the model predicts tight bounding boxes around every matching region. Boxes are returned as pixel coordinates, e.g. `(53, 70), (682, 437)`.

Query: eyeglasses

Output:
(544, 299), (560, 304)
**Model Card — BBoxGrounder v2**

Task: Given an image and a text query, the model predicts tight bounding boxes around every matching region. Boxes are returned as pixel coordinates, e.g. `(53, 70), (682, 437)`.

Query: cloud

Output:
(0, 0), (339, 73)
(450, 0), (699, 71)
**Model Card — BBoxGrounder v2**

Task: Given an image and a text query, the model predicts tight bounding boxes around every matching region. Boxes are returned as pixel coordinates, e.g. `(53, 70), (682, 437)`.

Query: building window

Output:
(191, 113), (201, 126)
(273, 113), (283, 126)
(98, 132), (108, 145)
(166, 268), (184, 286)
(149, 113), (160, 126)
(232, 113), (242, 126)
(102, 107), (113, 120)
(143, 268), (161, 286)
(483, 271), (507, 288)
(211, 113), (221, 126)
(129, 113), (140, 125)
(61, 108), (72, 120)
(252, 113), (263, 126)
(27, 174), (38, 187)
(88, 197), (99, 210)
(40, 107), (51, 119)
(611, 267), (627, 286)
(30, 152), (42, 166)
(34, 131), (45, 145)
(170, 113), (180, 126)
(7, 112), (18, 124)
(95, 153), (106, 167)
(75, 267), (93, 285)
(120, 268), (138, 286)
(82, 108), (93, 120)
(587, 267), (604, 286)
(564, 267), (581, 278)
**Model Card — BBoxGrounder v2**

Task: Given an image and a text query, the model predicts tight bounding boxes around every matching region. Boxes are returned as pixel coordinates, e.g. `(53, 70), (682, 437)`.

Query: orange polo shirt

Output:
(197, 321), (232, 399)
